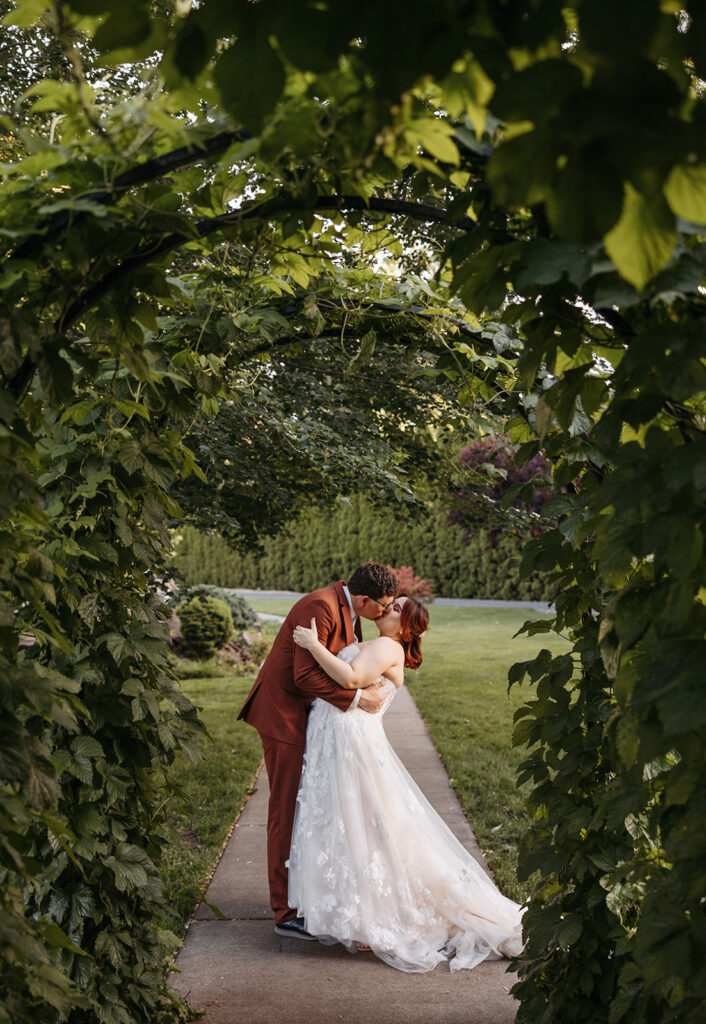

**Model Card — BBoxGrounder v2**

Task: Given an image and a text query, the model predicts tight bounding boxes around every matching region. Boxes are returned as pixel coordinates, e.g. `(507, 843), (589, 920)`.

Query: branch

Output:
(10, 125), (488, 264)
(5, 231), (484, 403)
(11, 129), (252, 262)
(318, 296), (482, 338)
(58, 194), (476, 332)
(238, 300), (483, 365)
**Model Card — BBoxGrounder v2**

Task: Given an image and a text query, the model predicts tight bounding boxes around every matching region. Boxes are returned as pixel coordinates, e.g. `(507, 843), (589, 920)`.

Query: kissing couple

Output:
(238, 563), (523, 972)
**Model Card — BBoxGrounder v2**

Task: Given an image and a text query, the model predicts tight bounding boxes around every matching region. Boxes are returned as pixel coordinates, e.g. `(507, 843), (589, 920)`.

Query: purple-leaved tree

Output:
(447, 436), (552, 547)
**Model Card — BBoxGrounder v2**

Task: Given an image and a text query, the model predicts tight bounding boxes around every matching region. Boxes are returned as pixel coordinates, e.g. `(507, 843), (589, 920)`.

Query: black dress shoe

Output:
(274, 916), (317, 941)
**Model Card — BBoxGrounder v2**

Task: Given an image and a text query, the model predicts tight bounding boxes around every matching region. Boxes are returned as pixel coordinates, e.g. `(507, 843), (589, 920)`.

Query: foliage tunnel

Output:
(1, 2), (705, 1023)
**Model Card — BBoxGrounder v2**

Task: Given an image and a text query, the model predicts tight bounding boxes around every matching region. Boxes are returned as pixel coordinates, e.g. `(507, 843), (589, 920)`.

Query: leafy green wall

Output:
(172, 496), (553, 601)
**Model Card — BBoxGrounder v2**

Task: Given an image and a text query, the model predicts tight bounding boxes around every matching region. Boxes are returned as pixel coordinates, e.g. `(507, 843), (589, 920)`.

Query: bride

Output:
(288, 595), (524, 973)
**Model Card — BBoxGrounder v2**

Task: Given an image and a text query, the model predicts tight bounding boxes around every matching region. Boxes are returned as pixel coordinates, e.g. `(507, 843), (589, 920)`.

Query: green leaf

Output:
(42, 921), (87, 956)
(651, 256), (705, 300)
(214, 36), (285, 131)
(535, 395), (553, 440)
(73, 470), (112, 500)
(119, 438), (146, 474)
(492, 59), (582, 123)
(25, 79), (82, 116)
(592, 273), (641, 309)
(114, 398), (150, 421)
(4, 0), (53, 27)
(99, 632), (133, 664)
(201, 898), (226, 920)
(615, 712), (640, 768)
(513, 716), (535, 746)
(598, 617), (622, 679)
(346, 329), (377, 376)
(77, 592), (100, 627)
(557, 914), (583, 946)
(72, 736), (103, 760)
(94, 928), (124, 967)
(663, 163), (706, 224)
(404, 118), (460, 166)
(488, 131), (559, 207)
(92, 6), (152, 51)
(546, 155), (624, 242)
(173, 14), (211, 81)
(456, 249), (512, 314)
(508, 660), (529, 688)
(104, 854), (148, 892)
(604, 184), (677, 290)
(514, 240), (592, 291)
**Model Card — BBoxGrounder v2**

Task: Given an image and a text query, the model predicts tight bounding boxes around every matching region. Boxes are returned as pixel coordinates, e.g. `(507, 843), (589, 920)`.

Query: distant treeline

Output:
(171, 496), (553, 601)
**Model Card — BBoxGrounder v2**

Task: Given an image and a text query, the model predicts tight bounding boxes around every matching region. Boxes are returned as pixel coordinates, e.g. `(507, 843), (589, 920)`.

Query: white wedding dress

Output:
(287, 643), (524, 973)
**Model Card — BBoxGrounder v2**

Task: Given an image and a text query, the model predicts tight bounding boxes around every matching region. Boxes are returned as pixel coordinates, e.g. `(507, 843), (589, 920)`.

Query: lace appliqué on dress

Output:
(287, 643), (524, 972)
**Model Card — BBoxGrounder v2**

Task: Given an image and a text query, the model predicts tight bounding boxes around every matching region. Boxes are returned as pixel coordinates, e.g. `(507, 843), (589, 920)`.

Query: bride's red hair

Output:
(400, 598), (429, 670)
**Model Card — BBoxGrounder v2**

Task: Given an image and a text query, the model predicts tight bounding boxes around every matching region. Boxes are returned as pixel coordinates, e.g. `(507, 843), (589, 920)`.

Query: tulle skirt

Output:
(287, 694), (525, 973)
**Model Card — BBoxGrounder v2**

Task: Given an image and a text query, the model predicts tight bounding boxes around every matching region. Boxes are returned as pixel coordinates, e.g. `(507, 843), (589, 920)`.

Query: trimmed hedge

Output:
(172, 496), (553, 601)
(183, 585), (256, 632)
(176, 596), (233, 658)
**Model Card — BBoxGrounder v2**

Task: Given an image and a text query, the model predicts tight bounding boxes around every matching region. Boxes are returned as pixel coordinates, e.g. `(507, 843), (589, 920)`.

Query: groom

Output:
(238, 563), (400, 939)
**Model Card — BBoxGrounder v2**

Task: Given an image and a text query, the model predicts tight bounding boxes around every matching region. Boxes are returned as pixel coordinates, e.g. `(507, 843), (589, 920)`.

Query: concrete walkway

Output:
(173, 688), (519, 1024)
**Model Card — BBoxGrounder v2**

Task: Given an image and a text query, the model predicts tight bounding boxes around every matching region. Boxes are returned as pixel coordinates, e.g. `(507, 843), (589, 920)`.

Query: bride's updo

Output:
(400, 598), (429, 670)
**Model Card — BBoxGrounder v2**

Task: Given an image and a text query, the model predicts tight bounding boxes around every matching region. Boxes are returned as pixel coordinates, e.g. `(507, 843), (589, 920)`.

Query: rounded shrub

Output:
(184, 584), (256, 631)
(176, 595), (234, 658)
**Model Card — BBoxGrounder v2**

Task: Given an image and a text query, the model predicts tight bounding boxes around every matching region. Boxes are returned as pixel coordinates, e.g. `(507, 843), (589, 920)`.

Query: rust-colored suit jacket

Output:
(237, 582), (361, 746)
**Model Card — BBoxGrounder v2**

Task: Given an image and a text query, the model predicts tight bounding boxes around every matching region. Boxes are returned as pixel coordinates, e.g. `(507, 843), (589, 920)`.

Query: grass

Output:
(158, 617), (285, 934)
(158, 673), (263, 934)
(159, 596), (567, 934)
(404, 602), (567, 902)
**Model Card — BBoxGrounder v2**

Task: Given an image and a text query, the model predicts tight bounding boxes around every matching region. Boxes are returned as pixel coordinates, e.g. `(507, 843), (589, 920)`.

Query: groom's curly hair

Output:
(348, 563), (400, 601)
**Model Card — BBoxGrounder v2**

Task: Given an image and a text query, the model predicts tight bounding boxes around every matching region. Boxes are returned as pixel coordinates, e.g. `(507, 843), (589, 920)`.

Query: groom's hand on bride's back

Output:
(357, 681), (388, 714)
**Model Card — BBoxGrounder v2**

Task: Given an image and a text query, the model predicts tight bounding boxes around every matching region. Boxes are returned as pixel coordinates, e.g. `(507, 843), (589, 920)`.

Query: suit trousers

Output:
(260, 733), (305, 924)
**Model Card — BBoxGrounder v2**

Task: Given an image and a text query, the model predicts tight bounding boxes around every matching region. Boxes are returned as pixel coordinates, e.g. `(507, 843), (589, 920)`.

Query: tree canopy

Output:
(2, 2), (706, 1022)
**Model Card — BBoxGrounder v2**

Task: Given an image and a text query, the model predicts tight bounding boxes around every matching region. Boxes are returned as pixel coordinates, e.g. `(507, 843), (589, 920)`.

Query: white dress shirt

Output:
(341, 584), (361, 711)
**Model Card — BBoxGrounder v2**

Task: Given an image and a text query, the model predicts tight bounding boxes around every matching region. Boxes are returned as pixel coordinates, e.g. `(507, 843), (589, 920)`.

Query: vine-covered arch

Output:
(2, 3), (705, 1024)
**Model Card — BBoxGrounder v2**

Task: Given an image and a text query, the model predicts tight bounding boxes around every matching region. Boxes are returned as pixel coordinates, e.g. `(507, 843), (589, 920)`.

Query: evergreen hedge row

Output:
(172, 496), (553, 601)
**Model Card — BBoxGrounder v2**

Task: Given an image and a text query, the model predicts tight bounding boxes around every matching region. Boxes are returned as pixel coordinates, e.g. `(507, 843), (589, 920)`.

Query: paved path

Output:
(235, 588), (552, 613)
(173, 689), (519, 1023)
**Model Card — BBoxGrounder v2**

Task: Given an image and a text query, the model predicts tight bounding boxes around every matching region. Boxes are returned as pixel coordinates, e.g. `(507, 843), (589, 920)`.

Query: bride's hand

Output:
(293, 617), (321, 651)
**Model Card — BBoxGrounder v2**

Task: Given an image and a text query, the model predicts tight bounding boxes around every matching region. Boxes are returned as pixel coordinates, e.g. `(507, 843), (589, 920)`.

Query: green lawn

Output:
(158, 674), (263, 934)
(160, 597), (567, 934)
(405, 603), (567, 901)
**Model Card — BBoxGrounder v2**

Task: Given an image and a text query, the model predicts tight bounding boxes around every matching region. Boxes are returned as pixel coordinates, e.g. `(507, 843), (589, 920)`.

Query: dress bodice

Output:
(337, 642), (398, 716)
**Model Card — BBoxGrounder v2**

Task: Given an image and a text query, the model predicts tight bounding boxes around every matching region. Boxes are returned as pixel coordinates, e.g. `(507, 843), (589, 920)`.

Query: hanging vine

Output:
(1, 2), (705, 1023)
